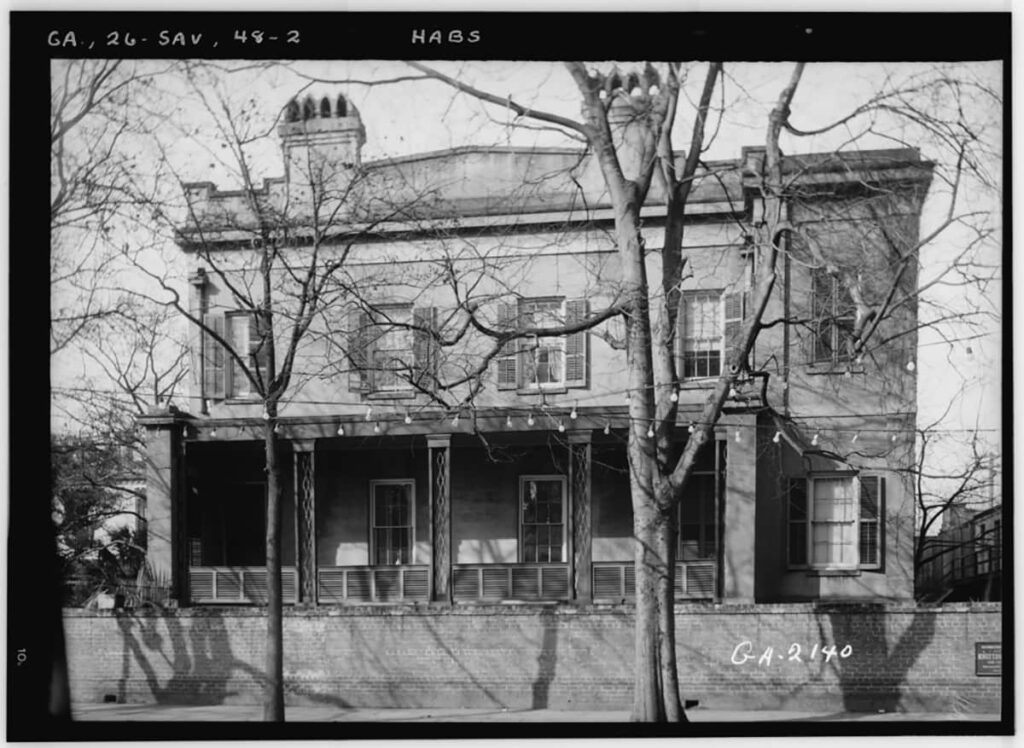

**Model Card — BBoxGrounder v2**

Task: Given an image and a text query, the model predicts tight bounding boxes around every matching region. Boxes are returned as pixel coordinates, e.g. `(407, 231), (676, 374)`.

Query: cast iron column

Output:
(428, 435), (452, 603)
(293, 439), (317, 605)
(569, 431), (593, 603)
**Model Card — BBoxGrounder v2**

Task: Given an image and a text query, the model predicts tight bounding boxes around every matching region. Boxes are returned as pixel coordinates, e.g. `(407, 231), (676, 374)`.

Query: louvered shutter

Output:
(564, 299), (589, 388)
(722, 291), (746, 370)
(496, 302), (518, 390)
(858, 476), (885, 569)
(348, 309), (372, 393)
(412, 307), (437, 389)
(203, 313), (226, 400)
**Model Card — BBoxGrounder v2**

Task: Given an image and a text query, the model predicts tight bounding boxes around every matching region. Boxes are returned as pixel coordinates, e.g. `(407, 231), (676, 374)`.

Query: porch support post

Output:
(138, 408), (188, 606)
(569, 431), (593, 604)
(427, 435), (452, 604)
(292, 439), (317, 605)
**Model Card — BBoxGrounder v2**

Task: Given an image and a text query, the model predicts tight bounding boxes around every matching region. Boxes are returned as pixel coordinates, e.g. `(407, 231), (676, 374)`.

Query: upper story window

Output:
(348, 305), (438, 397)
(679, 290), (746, 380)
(787, 474), (884, 571)
(811, 268), (857, 365)
(202, 311), (269, 400)
(495, 298), (589, 391)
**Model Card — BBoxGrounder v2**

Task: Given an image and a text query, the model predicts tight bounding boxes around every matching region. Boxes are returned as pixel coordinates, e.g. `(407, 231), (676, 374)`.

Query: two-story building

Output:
(140, 91), (931, 612)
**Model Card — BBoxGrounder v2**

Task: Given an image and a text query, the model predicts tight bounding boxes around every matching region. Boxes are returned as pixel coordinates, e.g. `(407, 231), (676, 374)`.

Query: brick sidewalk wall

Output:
(63, 603), (1002, 712)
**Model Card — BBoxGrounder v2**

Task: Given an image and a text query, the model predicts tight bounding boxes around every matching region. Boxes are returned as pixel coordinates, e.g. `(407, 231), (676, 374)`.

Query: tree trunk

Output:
(655, 480), (685, 721)
(631, 498), (665, 721)
(262, 415), (285, 722)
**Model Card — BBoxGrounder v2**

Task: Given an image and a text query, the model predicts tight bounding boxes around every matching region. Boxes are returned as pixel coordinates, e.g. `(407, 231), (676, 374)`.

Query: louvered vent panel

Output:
(511, 567), (540, 599)
(190, 570), (214, 602)
(318, 569), (346, 603)
(217, 571), (242, 600)
(374, 569), (402, 602)
(541, 566), (569, 599)
(481, 568), (510, 599)
(403, 568), (429, 600)
(453, 568), (480, 600)
(346, 570), (372, 601)
(243, 570), (268, 604)
(282, 569), (297, 604)
(592, 566), (623, 599)
(686, 564), (715, 598)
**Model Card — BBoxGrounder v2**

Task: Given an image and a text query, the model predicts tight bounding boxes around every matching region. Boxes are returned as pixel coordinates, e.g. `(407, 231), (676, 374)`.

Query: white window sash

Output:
(806, 474), (860, 571)
(518, 475), (567, 564)
(369, 479), (416, 565)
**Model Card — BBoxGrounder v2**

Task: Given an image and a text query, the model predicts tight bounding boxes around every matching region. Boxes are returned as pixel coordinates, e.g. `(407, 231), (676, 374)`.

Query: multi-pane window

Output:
(520, 476), (566, 563)
(679, 440), (724, 562)
(811, 268), (857, 364)
(370, 480), (415, 565)
(788, 474), (885, 570)
(681, 292), (723, 378)
(371, 307), (413, 392)
(520, 300), (565, 387)
(495, 298), (589, 391)
(226, 312), (269, 398)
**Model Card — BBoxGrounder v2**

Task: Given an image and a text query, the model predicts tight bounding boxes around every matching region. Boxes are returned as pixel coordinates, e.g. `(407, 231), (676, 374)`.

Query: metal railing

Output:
(592, 561), (716, 602)
(189, 566), (297, 604)
(317, 565), (430, 603)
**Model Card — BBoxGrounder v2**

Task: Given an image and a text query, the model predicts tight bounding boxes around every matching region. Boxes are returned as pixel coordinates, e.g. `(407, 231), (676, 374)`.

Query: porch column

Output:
(427, 435), (452, 604)
(138, 408), (187, 605)
(292, 439), (317, 605)
(569, 431), (593, 603)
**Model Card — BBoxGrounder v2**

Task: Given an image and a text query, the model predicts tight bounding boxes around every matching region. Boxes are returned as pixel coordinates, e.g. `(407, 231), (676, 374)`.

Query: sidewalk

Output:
(73, 703), (1001, 722)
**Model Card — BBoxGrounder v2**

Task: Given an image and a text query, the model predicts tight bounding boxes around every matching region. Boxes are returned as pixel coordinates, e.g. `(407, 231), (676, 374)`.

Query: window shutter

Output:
(496, 302), (519, 390)
(248, 313), (271, 394)
(723, 291), (746, 370)
(858, 476), (885, 569)
(787, 478), (808, 567)
(412, 306), (437, 389)
(564, 298), (589, 388)
(203, 313), (226, 400)
(348, 309), (372, 393)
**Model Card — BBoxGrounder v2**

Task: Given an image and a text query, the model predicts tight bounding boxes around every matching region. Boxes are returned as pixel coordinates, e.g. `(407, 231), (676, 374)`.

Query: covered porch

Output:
(144, 410), (732, 607)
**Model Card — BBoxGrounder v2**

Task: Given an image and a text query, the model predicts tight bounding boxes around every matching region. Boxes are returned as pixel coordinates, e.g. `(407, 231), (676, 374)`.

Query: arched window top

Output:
(302, 95), (316, 120)
(320, 96), (331, 118)
(336, 95), (348, 118)
(284, 98), (300, 122)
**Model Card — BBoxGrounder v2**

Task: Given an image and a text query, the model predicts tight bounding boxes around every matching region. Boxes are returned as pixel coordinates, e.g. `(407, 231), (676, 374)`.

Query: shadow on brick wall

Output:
(822, 605), (936, 713)
(113, 610), (351, 707)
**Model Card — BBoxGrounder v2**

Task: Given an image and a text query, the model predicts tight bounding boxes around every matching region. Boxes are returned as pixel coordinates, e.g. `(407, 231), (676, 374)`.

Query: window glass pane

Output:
(813, 478), (855, 521)
(682, 293), (723, 377)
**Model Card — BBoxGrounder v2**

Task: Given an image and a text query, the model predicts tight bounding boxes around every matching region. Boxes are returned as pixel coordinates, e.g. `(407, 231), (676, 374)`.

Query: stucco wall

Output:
(64, 603), (1002, 713)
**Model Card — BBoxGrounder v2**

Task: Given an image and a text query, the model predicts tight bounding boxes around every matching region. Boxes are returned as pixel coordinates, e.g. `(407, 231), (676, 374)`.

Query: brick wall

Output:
(63, 603), (1002, 713)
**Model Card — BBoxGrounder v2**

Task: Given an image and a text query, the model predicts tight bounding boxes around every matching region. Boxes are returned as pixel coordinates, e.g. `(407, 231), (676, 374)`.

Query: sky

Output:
(50, 60), (1003, 482)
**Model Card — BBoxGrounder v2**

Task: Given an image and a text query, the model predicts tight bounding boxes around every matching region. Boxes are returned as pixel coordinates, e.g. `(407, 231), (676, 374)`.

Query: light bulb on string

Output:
(851, 432), (859, 444)
(365, 406), (373, 421)
(373, 422), (381, 434)
(558, 420), (566, 433)
(404, 412), (412, 425)
(527, 412), (535, 427)
(262, 410), (271, 421)
(604, 422), (611, 436)
(734, 430), (741, 443)
(772, 430), (781, 444)
(624, 390), (631, 402)
(811, 432), (820, 447)
(570, 403), (578, 420)
(669, 390), (679, 403)
(452, 413), (460, 427)
(891, 433), (898, 443)
(843, 369), (852, 380)
(687, 422), (695, 434)
(729, 387), (737, 399)
(274, 423), (282, 435)
(210, 427), (218, 438)
(646, 424), (655, 439)
(506, 415), (513, 429)
(337, 423), (345, 436)
(906, 360), (916, 372)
